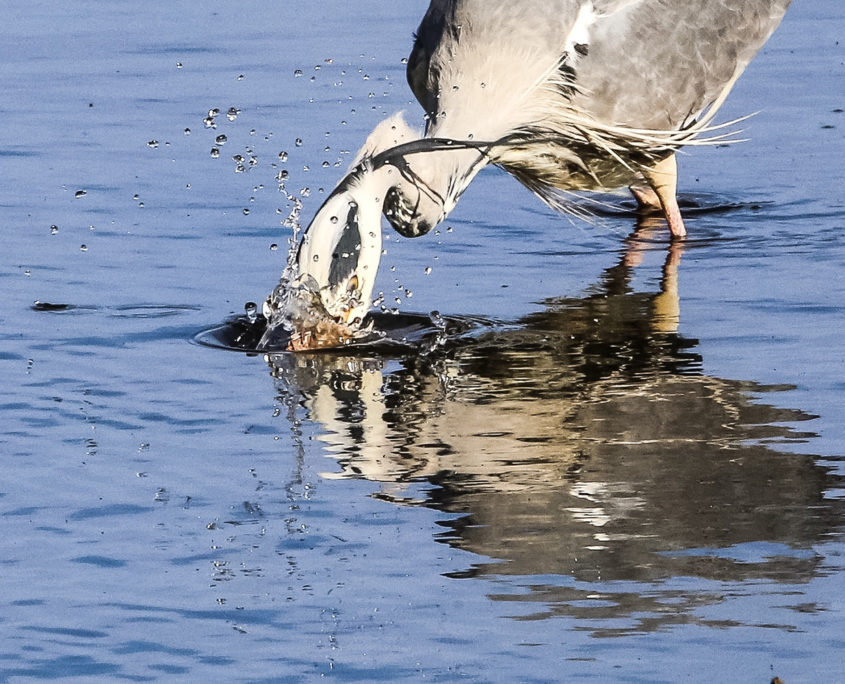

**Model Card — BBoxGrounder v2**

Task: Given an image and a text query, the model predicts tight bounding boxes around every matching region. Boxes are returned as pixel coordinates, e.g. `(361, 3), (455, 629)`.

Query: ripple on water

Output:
(194, 310), (498, 354)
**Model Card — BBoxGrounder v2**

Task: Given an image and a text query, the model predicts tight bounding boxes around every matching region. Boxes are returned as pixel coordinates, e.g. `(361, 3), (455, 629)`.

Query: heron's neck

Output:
(383, 144), (488, 237)
(351, 113), (489, 236)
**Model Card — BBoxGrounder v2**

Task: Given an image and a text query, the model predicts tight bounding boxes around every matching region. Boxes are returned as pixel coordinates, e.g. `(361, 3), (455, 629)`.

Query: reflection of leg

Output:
(620, 222), (685, 332)
(651, 240), (684, 333)
(640, 154), (687, 239)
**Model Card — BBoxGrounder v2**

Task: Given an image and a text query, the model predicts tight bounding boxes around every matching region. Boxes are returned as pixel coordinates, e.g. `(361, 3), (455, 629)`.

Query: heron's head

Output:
(293, 168), (385, 328)
(262, 114), (488, 350)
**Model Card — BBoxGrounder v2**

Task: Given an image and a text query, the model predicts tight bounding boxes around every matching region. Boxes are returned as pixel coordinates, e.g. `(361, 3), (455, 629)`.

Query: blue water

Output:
(1, 1), (844, 681)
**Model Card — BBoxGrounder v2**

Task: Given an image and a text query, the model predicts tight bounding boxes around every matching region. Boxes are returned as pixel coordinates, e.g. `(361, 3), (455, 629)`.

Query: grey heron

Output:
(263, 0), (792, 350)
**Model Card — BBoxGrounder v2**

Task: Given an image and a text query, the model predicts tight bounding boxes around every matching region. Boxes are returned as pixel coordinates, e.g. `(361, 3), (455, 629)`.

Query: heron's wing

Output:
(571, 0), (793, 130)
(409, 0), (791, 133)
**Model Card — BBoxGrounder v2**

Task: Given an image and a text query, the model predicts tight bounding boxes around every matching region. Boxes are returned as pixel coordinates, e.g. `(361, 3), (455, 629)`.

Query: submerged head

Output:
(261, 114), (488, 350)
(293, 168), (385, 328)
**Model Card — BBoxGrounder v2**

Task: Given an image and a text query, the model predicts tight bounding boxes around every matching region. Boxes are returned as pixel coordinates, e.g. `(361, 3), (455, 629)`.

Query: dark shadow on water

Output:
(201, 223), (845, 633)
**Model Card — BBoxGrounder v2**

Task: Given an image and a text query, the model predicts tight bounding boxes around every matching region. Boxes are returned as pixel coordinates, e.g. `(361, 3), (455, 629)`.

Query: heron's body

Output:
(402, 0), (792, 232)
(263, 0), (793, 349)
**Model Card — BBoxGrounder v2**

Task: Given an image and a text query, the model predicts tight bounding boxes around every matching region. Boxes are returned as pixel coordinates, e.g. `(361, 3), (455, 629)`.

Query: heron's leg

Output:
(641, 153), (686, 239)
(628, 180), (661, 211)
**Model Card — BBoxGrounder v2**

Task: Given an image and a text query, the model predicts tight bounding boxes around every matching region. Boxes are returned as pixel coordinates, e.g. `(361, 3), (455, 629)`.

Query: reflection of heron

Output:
(267, 224), (844, 630)
(273, 0), (793, 333)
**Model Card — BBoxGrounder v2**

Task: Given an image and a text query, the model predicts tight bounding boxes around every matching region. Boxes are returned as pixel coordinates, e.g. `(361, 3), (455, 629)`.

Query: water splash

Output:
(244, 301), (258, 324)
(257, 203), (378, 351)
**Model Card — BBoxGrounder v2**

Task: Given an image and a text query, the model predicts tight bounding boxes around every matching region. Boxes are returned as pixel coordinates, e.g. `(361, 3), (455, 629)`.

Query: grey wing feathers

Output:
(574, 0), (793, 130)
(408, 0), (792, 132)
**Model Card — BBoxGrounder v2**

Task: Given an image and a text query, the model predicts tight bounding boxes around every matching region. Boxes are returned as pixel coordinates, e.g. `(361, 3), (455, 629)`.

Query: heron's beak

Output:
(294, 175), (383, 327)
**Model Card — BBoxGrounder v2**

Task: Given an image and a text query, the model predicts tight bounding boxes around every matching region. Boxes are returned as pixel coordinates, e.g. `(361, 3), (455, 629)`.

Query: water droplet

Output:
(312, 254), (319, 262)
(270, 243), (278, 251)
(208, 108), (220, 118)
(210, 148), (220, 158)
(75, 190), (87, 198)
(330, 216), (339, 224)
(295, 138), (303, 147)
(50, 225), (58, 235)
(232, 154), (245, 163)
(227, 107), (240, 121)
(147, 140), (159, 148)
(244, 301), (258, 323)
(184, 127), (191, 135)
(424, 266), (432, 275)
(133, 194), (140, 201)
(278, 151), (288, 162)
(430, 310), (446, 329)
(80, 244), (88, 252)
(176, 62), (183, 69)
(242, 208), (250, 215)
(215, 134), (227, 145)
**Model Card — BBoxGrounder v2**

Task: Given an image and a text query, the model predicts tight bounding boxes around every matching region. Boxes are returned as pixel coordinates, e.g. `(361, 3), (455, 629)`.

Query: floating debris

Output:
(32, 301), (71, 312)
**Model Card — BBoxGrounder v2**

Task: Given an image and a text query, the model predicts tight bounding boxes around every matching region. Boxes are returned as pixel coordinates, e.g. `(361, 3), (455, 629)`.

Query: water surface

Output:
(1, 1), (844, 681)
